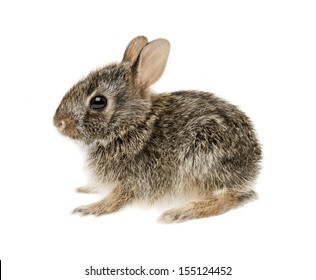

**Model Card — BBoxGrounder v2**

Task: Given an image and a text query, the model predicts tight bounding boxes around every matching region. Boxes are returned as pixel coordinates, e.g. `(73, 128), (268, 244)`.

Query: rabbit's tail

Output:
(235, 189), (257, 206)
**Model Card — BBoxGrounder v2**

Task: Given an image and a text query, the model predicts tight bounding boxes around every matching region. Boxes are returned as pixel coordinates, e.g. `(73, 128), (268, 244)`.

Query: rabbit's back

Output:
(149, 91), (261, 190)
(151, 91), (261, 163)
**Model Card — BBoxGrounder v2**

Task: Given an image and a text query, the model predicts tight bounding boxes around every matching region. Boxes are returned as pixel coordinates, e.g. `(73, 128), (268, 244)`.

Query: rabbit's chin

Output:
(73, 138), (94, 147)
(74, 138), (107, 153)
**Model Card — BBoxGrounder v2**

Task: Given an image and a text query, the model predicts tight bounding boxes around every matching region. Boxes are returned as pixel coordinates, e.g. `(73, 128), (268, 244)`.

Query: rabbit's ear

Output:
(122, 36), (148, 64)
(135, 39), (170, 87)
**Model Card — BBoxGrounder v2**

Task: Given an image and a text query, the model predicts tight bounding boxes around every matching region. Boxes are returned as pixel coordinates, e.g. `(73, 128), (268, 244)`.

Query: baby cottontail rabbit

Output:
(53, 36), (262, 223)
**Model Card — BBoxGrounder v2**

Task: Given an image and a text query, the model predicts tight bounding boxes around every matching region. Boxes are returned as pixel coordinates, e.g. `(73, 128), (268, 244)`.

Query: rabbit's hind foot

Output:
(157, 193), (238, 223)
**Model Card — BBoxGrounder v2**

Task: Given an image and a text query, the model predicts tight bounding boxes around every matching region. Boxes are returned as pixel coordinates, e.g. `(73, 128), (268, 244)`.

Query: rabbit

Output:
(53, 36), (262, 223)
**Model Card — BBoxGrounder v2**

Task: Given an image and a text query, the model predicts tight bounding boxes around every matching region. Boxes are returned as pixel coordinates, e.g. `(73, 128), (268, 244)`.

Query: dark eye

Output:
(90, 96), (107, 111)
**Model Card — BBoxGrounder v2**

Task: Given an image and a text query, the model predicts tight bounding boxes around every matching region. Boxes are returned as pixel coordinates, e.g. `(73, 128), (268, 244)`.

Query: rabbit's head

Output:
(53, 36), (170, 144)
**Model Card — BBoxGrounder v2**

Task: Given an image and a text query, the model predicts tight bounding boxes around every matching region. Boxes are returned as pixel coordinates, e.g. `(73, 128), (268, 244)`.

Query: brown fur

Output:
(158, 192), (238, 223)
(53, 36), (262, 223)
(72, 187), (133, 216)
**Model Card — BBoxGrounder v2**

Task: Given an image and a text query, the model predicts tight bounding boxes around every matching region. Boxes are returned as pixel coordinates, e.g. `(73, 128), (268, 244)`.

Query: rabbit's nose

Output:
(56, 120), (66, 130)
(53, 118), (65, 130)
(54, 117), (80, 138)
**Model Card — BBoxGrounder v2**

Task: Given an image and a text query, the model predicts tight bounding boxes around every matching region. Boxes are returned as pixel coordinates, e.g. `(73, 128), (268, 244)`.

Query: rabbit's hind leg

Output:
(157, 192), (238, 224)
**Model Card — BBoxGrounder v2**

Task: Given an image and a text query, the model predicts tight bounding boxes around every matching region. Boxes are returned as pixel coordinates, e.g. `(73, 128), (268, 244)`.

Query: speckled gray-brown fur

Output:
(53, 36), (262, 223)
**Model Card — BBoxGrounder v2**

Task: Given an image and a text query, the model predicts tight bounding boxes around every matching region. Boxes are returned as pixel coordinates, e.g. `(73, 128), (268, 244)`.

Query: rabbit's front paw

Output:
(76, 186), (98, 194)
(73, 188), (133, 217)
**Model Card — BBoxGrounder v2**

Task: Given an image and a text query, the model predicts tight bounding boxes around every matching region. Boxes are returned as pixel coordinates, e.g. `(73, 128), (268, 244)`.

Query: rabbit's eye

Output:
(90, 96), (107, 111)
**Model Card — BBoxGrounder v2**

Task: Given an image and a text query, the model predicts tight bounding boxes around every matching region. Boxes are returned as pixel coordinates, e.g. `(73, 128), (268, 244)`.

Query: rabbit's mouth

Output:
(54, 117), (80, 139)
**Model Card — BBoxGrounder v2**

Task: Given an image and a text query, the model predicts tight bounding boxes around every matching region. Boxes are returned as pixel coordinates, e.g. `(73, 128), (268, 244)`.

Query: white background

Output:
(0, 0), (315, 279)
